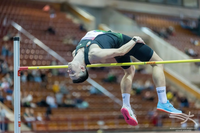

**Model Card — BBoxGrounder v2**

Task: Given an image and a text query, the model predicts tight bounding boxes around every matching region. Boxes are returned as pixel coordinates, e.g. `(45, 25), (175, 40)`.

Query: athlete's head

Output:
(68, 61), (88, 83)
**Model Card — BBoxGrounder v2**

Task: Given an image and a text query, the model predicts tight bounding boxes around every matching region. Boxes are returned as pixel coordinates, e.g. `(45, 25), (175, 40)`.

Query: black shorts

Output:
(115, 34), (154, 69)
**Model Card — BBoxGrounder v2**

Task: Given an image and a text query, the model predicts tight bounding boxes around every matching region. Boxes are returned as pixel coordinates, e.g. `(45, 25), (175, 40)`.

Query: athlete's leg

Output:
(149, 52), (165, 87)
(148, 52), (182, 114)
(149, 52), (167, 103)
(120, 66), (135, 94)
(120, 66), (138, 126)
(129, 43), (182, 114)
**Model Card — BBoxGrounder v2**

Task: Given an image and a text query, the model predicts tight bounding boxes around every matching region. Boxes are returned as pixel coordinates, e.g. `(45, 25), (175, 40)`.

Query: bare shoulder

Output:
(89, 44), (101, 54)
(88, 44), (102, 63)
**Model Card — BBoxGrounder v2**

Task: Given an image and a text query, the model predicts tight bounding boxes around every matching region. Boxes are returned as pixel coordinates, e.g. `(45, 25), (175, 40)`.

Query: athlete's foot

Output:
(157, 100), (182, 114)
(121, 105), (138, 126)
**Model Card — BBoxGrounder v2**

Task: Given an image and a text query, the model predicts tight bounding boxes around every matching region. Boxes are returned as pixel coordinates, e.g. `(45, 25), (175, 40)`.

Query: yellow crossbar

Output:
(19, 59), (200, 70)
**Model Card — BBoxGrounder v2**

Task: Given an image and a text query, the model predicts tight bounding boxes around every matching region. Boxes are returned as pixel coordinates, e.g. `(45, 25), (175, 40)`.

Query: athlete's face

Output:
(68, 62), (85, 80)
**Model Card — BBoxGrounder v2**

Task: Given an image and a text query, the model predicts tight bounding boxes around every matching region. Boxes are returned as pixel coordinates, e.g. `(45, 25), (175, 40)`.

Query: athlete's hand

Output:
(133, 36), (145, 44)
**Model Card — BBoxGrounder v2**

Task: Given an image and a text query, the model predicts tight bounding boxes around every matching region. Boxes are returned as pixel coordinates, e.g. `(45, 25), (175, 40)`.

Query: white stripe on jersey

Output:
(81, 30), (104, 40)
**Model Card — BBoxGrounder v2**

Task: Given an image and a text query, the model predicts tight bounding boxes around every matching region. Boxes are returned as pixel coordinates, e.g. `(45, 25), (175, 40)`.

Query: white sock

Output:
(122, 93), (131, 107)
(156, 86), (167, 103)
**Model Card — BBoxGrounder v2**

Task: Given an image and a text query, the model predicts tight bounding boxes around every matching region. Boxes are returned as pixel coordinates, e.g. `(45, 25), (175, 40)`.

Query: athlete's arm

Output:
(90, 48), (124, 61)
(90, 36), (144, 61)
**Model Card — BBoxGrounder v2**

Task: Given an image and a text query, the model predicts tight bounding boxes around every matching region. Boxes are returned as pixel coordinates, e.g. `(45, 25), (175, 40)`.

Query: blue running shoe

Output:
(157, 100), (182, 114)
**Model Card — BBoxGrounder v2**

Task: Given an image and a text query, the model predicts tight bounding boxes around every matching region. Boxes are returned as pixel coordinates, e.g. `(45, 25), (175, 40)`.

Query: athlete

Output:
(67, 30), (182, 126)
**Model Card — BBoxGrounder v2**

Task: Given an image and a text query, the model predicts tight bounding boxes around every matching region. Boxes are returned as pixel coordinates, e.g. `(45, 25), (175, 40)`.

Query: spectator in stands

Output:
(1, 61), (9, 74)
(63, 94), (75, 107)
(185, 48), (198, 57)
(37, 96), (48, 107)
(8, 46), (13, 57)
(166, 91), (174, 102)
(74, 93), (89, 109)
(45, 106), (52, 120)
(21, 92), (33, 108)
(72, 37), (79, 45)
(159, 28), (169, 39)
(6, 94), (12, 102)
(144, 80), (154, 90)
(79, 23), (87, 32)
(49, 8), (56, 19)
(190, 38), (199, 46)
(0, 78), (10, 93)
(55, 92), (63, 107)
(46, 93), (57, 108)
(27, 70), (34, 81)
(52, 81), (60, 93)
(132, 80), (145, 95)
(46, 27), (56, 35)
(89, 85), (102, 95)
(2, 30), (14, 42)
(103, 71), (117, 83)
(43, 5), (50, 12)
(180, 97), (189, 108)
(5, 73), (12, 87)
(8, 66), (14, 80)
(0, 107), (8, 131)
(180, 19), (197, 30)
(29, 109), (36, 121)
(40, 70), (47, 82)
(36, 112), (43, 121)
(59, 81), (69, 95)
(143, 91), (155, 101)
(21, 71), (28, 82)
(166, 26), (175, 36)
(1, 44), (9, 57)
(0, 91), (5, 103)
(40, 70), (48, 88)
(32, 70), (42, 83)
(0, 58), (3, 73)
(23, 108), (34, 128)
(43, 5), (56, 35)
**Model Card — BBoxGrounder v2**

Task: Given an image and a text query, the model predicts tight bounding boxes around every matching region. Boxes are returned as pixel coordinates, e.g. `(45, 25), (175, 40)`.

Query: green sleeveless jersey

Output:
(75, 30), (123, 51)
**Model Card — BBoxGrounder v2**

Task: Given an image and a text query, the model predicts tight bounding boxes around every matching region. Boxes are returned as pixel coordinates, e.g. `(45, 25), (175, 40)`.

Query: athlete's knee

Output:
(151, 61), (164, 69)
(130, 66), (135, 77)
(150, 53), (164, 68)
(124, 66), (135, 78)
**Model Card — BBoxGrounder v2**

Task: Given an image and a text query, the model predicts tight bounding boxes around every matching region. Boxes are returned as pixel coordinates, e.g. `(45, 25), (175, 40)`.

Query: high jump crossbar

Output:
(19, 59), (200, 70)
(14, 37), (200, 133)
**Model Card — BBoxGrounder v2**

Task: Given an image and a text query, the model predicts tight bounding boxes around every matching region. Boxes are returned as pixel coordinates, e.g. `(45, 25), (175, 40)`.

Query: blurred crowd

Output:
(1, 4), (200, 131)
(0, 49), (91, 129)
(153, 26), (175, 40)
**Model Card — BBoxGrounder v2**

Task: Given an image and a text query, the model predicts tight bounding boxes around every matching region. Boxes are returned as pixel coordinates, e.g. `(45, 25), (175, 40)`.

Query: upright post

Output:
(14, 37), (21, 133)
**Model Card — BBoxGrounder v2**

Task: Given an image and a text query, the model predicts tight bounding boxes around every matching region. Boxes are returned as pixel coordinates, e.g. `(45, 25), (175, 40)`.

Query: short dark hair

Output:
(72, 68), (89, 83)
